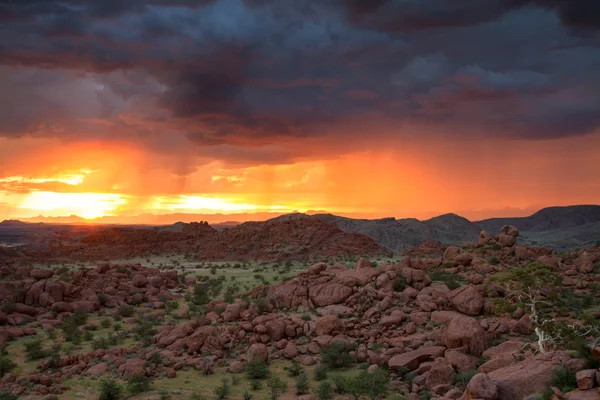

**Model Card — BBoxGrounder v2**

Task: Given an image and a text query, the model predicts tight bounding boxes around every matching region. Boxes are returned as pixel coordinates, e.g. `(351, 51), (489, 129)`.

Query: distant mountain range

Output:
(3, 205), (600, 252)
(268, 205), (600, 252)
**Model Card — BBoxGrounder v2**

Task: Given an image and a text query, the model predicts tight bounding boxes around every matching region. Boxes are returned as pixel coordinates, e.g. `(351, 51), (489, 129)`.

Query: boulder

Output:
(445, 316), (486, 356)
(450, 286), (483, 316)
(283, 342), (299, 359)
(498, 234), (516, 248)
(247, 343), (269, 362)
(426, 357), (454, 390)
(460, 373), (498, 400)
(576, 369), (596, 390)
(309, 283), (353, 307)
(30, 269), (54, 280)
(86, 362), (109, 376)
(388, 346), (446, 371)
(229, 361), (244, 373)
(316, 315), (344, 336)
(117, 358), (147, 378)
(500, 225), (519, 237)
(487, 352), (576, 400)
(579, 252), (595, 274)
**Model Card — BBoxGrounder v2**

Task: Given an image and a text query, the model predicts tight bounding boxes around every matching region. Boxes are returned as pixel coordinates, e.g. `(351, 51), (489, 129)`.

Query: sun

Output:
(18, 192), (127, 220)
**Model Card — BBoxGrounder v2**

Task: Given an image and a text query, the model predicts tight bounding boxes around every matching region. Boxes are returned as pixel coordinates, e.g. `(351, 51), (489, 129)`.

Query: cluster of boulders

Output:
(0, 263), (182, 345)
(1, 225), (600, 399)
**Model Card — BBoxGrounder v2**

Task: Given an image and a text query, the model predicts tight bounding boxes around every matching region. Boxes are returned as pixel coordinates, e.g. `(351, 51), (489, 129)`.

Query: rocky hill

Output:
(17, 217), (388, 263)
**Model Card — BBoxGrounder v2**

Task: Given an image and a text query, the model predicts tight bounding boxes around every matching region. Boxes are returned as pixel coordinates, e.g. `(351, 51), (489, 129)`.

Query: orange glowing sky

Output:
(2, 132), (599, 222)
(1, 1), (600, 223)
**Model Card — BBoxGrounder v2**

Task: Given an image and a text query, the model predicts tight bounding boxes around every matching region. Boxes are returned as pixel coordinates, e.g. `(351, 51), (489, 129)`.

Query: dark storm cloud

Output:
(0, 0), (599, 162)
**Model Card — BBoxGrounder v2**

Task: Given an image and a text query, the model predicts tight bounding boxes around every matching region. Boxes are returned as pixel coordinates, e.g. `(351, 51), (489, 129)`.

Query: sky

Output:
(1, 0), (599, 222)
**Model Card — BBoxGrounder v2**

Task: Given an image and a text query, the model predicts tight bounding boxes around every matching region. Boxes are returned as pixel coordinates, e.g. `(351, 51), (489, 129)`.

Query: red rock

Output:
(498, 234), (516, 247)
(247, 343), (268, 362)
(186, 326), (216, 354)
(117, 358), (147, 378)
(450, 286), (483, 316)
(229, 360), (244, 373)
(444, 316), (486, 356)
(86, 362), (109, 376)
(31, 269), (55, 280)
(316, 315), (344, 336)
(309, 283), (353, 307)
(167, 369), (176, 378)
(283, 342), (299, 359)
(500, 225), (519, 237)
(388, 346), (446, 371)
(380, 310), (407, 327)
(460, 373), (497, 400)
(576, 369), (596, 390)
(445, 349), (479, 373)
(426, 357), (454, 390)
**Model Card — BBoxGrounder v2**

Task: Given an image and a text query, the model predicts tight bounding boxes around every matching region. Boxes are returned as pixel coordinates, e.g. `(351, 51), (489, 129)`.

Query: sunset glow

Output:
(1, 1), (599, 223)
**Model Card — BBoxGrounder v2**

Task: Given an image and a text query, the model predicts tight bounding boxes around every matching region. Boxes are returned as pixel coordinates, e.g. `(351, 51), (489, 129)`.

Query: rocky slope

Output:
(1, 224), (600, 399)
(7, 218), (389, 263)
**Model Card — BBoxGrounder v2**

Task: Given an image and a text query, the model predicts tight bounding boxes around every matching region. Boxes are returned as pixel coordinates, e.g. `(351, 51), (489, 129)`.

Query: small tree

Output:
(0, 357), (16, 377)
(314, 381), (333, 400)
(213, 376), (230, 400)
(99, 379), (122, 400)
(295, 371), (309, 395)
(245, 360), (269, 380)
(267, 377), (288, 400)
(320, 341), (356, 368)
(127, 375), (152, 395)
(24, 340), (46, 361)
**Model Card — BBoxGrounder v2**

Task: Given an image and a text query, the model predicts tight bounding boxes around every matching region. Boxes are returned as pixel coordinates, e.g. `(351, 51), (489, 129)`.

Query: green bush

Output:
(313, 365), (328, 381)
(428, 270), (466, 290)
(99, 379), (122, 400)
(0, 390), (18, 400)
(127, 375), (152, 395)
(550, 366), (577, 393)
(0, 357), (16, 377)
(213, 376), (230, 400)
(245, 360), (270, 380)
(243, 390), (254, 400)
(489, 255), (500, 265)
(295, 371), (309, 395)
(320, 341), (356, 368)
(314, 381), (333, 400)
(118, 304), (134, 317)
(393, 277), (406, 292)
(267, 376), (288, 400)
(250, 379), (262, 391)
(287, 360), (304, 377)
(24, 339), (46, 361)
(452, 370), (477, 388)
(344, 369), (390, 400)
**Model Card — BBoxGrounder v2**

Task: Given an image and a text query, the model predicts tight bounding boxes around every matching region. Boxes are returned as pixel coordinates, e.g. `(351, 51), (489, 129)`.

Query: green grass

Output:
(59, 360), (361, 400)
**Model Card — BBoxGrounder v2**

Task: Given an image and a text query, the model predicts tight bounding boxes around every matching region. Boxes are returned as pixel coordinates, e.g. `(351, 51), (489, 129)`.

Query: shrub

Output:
(127, 375), (152, 395)
(0, 357), (16, 377)
(99, 379), (122, 400)
(550, 366), (577, 393)
(301, 314), (311, 321)
(190, 392), (207, 400)
(428, 270), (466, 290)
(243, 390), (254, 400)
(344, 369), (389, 400)
(250, 379), (262, 391)
(245, 360), (269, 380)
(231, 374), (241, 385)
(159, 390), (170, 400)
(295, 371), (309, 395)
(314, 381), (333, 400)
(320, 341), (356, 368)
(332, 375), (346, 394)
(100, 318), (112, 329)
(267, 377), (288, 400)
(393, 276), (406, 292)
(452, 370), (477, 388)
(313, 364), (328, 381)
(489, 255), (500, 265)
(118, 304), (134, 317)
(213, 376), (230, 400)
(0, 390), (18, 400)
(287, 360), (304, 377)
(24, 339), (46, 361)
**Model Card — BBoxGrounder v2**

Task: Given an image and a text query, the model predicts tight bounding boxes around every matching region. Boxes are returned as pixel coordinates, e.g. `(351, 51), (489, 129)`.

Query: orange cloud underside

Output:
(1, 134), (600, 221)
